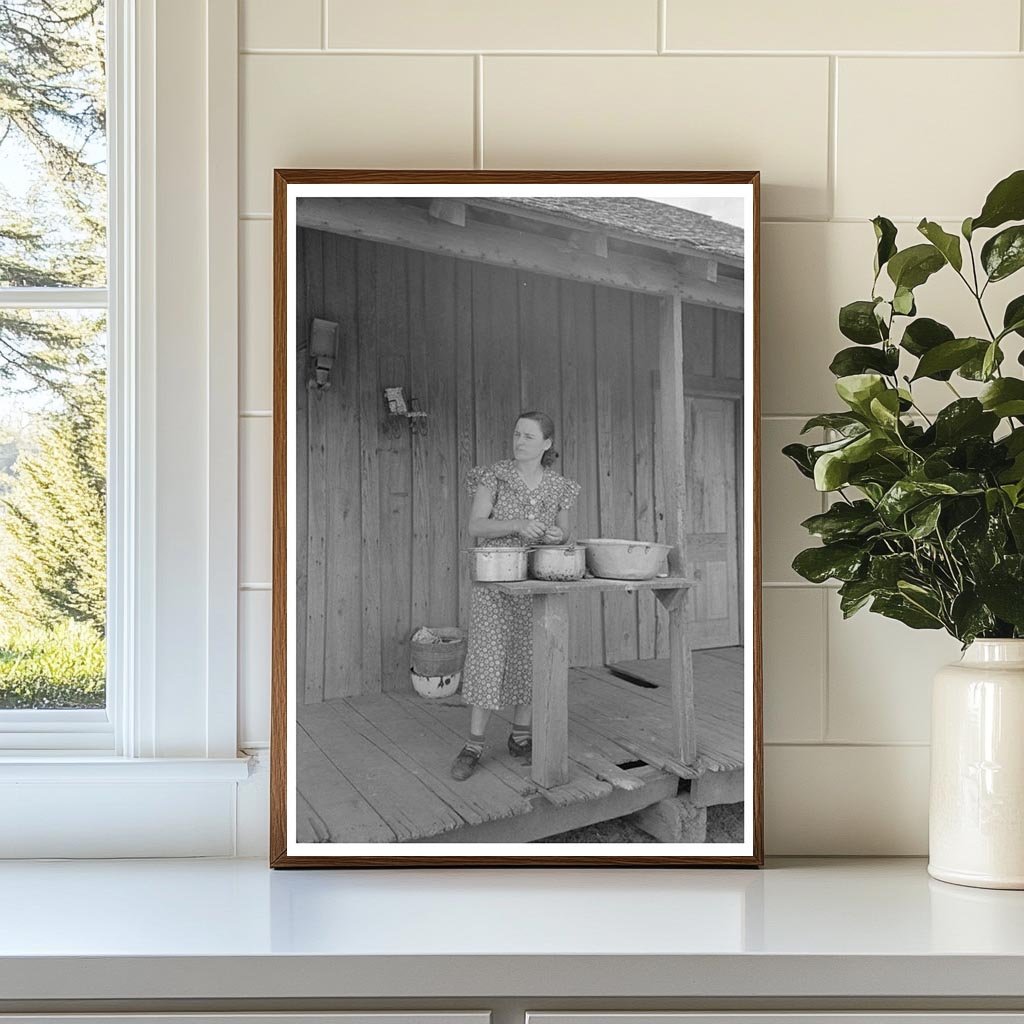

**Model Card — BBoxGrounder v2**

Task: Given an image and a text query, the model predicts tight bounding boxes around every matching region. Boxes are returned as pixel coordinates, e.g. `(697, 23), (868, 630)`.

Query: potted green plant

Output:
(785, 169), (1024, 889)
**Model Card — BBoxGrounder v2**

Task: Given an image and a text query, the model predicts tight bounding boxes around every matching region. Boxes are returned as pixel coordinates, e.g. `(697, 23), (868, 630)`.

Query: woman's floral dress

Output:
(462, 460), (581, 710)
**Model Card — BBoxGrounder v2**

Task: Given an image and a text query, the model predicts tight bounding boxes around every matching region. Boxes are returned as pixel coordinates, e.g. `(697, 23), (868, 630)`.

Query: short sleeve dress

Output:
(461, 460), (582, 711)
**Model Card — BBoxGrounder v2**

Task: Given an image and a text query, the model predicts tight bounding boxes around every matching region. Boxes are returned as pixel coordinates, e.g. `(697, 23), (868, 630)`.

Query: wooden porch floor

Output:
(296, 648), (744, 844)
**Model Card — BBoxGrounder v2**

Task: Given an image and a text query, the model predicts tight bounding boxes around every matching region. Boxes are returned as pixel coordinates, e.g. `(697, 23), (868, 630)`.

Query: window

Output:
(0, 0), (246, 858)
(0, 1), (111, 748)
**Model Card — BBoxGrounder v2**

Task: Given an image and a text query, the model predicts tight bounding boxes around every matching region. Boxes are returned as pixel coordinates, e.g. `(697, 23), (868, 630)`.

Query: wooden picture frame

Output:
(271, 170), (762, 867)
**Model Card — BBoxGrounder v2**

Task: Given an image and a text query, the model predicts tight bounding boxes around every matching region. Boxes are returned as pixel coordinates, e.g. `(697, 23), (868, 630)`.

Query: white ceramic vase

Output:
(929, 639), (1024, 889)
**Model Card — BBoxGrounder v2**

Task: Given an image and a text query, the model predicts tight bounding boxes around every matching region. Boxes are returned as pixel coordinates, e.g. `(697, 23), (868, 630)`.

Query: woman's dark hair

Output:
(517, 410), (558, 468)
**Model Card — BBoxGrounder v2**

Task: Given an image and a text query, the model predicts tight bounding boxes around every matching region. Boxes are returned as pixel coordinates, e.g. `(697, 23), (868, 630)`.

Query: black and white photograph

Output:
(271, 172), (762, 866)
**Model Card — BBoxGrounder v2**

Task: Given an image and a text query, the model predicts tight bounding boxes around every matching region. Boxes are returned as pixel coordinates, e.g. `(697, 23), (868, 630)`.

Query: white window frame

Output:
(0, 0), (248, 856)
(0, 4), (119, 751)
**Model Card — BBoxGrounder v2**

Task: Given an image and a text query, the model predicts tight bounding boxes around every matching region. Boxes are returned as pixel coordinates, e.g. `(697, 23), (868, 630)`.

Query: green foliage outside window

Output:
(0, 1), (107, 708)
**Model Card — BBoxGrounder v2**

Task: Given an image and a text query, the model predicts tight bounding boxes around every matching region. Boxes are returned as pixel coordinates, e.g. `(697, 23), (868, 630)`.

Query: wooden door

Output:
(684, 395), (740, 647)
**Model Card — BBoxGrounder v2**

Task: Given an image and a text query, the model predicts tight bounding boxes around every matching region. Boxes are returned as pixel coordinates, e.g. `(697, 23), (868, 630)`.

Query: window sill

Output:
(0, 754), (253, 782)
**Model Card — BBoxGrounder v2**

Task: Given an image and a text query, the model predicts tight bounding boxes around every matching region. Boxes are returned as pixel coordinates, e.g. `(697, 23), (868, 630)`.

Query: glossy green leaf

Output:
(950, 593), (995, 644)
(835, 373), (886, 413)
(971, 169), (1024, 232)
(871, 594), (943, 630)
(960, 344), (1004, 381)
(908, 500), (942, 539)
(892, 286), (916, 316)
(800, 413), (866, 435)
(829, 345), (899, 378)
(868, 552), (915, 587)
(782, 442), (814, 479)
(917, 218), (963, 272)
(911, 338), (987, 381)
(868, 389), (902, 430)
(792, 543), (866, 584)
(933, 399), (999, 444)
(839, 299), (887, 345)
(838, 578), (880, 617)
(900, 319), (955, 381)
(980, 378), (1024, 418)
(872, 215), (898, 277)
(976, 578), (1024, 628)
(982, 341), (1001, 381)
(800, 501), (879, 543)
(981, 225), (1024, 282)
(814, 451), (850, 491)
(1002, 295), (1024, 340)
(886, 244), (946, 291)
(877, 479), (958, 523)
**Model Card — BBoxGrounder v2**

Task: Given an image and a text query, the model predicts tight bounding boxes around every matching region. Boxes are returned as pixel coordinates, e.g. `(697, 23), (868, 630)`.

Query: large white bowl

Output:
(577, 538), (672, 580)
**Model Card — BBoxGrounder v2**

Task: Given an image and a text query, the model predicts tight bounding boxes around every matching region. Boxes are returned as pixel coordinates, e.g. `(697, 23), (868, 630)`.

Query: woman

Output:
(451, 411), (581, 781)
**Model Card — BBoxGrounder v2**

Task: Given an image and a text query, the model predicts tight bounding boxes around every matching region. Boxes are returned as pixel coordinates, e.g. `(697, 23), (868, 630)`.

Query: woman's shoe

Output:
(508, 733), (532, 758)
(450, 745), (482, 781)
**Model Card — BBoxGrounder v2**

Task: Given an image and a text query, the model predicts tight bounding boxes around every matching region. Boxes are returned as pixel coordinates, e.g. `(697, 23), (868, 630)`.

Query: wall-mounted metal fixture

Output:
(308, 318), (339, 390)
(383, 385), (429, 437)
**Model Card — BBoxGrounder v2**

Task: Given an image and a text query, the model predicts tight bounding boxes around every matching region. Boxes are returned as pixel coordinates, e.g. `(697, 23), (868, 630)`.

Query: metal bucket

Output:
(468, 546), (529, 581)
(528, 544), (587, 581)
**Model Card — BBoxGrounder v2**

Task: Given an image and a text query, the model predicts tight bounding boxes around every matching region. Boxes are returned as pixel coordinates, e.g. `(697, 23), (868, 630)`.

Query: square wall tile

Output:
(836, 58), (1024, 221)
(240, 416), (273, 586)
(242, 0), (321, 49)
(483, 56), (830, 220)
(239, 589), (272, 746)
(766, 744), (930, 854)
(763, 587), (825, 743)
(760, 417), (824, 584)
(241, 56), (474, 213)
(328, 0), (656, 50)
(241, 220), (273, 412)
(827, 597), (962, 744)
(763, 221), (1020, 416)
(667, 0), (1020, 52)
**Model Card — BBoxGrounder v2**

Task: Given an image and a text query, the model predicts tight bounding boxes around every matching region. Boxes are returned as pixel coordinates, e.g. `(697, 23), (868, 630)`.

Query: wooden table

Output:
(472, 576), (695, 788)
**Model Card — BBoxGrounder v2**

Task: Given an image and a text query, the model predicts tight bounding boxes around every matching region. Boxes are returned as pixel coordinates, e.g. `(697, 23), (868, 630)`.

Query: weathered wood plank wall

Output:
(297, 229), (743, 702)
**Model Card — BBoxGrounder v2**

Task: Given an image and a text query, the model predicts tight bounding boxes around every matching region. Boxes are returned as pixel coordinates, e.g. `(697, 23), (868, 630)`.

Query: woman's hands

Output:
(516, 518), (546, 542)
(541, 525), (565, 544)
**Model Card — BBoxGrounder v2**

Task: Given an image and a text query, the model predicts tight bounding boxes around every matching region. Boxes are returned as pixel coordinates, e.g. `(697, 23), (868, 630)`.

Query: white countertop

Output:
(1, 857), (1024, 1001)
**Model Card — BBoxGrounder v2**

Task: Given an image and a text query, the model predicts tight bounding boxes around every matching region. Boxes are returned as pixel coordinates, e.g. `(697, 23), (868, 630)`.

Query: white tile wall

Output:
(239, 416), (272, 587)
(483, 57), (831, 220)
(326, 0), (658, 51)
(241, 0), (321, 50)
(665, 0), (1021, 53)
(236, 3), (1024, 853)
(239, 591), (272, 748)
(240, 220), (273, 412)
(836, 58), (1024, 220)
(240, 55), (475, 213)
(762, 588), (825, 743)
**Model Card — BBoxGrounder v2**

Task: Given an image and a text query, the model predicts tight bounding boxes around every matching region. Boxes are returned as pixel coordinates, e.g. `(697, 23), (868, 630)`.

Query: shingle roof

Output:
(480, 196), (744, 262)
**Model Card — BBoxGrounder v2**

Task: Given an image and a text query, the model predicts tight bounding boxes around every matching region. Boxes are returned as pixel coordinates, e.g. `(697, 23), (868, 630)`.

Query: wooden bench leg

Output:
(629, 790), (707, 843)
(655, 587), (696, 765)
(531, 592), (569, 789)
(691, 768), (744, 807)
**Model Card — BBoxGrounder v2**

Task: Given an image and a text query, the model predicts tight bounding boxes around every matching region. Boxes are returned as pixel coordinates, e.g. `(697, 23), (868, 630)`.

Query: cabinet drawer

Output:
(0, 1016), (490, 1024)
(527, 1016), (1024, 1024)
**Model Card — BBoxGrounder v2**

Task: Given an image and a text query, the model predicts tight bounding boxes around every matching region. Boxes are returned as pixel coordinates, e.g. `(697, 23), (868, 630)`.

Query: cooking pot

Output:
(467, 546), (529, 581)
(528, 543), (587, 582)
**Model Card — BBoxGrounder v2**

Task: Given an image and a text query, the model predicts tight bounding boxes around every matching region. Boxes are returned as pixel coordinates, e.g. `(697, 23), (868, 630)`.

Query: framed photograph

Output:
(270, 170), (762, 866)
